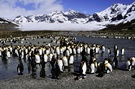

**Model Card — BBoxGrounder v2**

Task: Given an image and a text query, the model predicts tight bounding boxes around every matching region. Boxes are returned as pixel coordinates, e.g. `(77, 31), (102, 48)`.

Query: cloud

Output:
(0, 0), (64, 19)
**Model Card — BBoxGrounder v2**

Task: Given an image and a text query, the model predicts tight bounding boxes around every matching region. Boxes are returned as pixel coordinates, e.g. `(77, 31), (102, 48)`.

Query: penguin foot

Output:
(60, 71), (64, 73)
(32, 73), (37, 79)
(55, 77), (60, 80)
(86, 71), (90, 74)
(78, 77), (82, 80)
(74, 76), (82, 80)
(18, 73), (23, 75)
(96, 72), (105, 78)
(131, 74), (135, 78)
(74, 77), (78, 80)
(82, 76), (86, 79)
(90, 73), (95, 74)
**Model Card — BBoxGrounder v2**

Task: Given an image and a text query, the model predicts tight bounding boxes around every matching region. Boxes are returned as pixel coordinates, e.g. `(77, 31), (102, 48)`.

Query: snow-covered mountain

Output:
(13, 2), (135, 31)
(14, 10), (90, 24)
(92, 2), (135, 24)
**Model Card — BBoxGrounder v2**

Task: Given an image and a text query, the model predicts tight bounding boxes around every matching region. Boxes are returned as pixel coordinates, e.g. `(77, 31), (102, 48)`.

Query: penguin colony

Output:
(0, 35), (134, 80)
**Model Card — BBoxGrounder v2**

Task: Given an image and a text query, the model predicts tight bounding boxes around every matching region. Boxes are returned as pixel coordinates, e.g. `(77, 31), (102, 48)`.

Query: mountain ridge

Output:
(13, 2), (135, 24)
(1, 2), (135, 31)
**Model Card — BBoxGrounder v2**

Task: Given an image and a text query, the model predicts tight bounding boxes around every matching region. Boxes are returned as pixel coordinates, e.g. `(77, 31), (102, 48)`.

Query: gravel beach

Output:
(0, 69), (135, 89)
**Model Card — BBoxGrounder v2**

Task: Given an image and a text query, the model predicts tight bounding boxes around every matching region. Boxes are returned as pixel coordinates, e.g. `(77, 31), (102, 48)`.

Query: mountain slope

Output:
(102, 19), (135, 31)
(94, 2), (135, 23)
(0, 18), (19, 31)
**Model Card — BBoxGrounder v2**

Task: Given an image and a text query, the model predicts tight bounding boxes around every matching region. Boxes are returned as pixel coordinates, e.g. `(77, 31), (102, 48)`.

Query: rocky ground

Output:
(0, 69), (135, 89)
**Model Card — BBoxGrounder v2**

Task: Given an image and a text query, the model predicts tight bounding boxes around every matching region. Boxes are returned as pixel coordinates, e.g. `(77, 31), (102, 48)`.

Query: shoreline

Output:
(0, 33), (135, 89)
(0, 69), (135, 89)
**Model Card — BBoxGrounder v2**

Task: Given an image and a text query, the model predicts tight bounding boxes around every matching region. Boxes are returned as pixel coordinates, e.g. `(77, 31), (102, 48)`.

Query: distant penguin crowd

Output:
(0, 35), (134, 80)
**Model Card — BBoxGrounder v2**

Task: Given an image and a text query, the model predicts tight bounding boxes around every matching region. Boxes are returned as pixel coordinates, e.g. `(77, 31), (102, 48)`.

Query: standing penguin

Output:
(121, 48), (125, 56)
(2, 49), (6, 60)
(62, 54), (68, 72)
(31, 56), (37, 79)
(104, 63), (112, 73)
(49, 53), (53, 62)
(35, 53), (41, 65)
(113, 57), (118, 69)
(131, 57), (135, 69)
(107, 48), (111, 56)
(56, 46), (60, 56)
(17, 58), (24, 75)
(68, 53), (74, 73)
(43, 52), (48, 63)
(51, 56), (60, 79)
(0, 47), (2, 57)
(86, 46), (90, 55)
(127, 57), (135, 71)
(69, 53), (74, 65)
(80, 61), (87, 79)
(34, 52), (41, 78)
(95, 45), (100, 54)
(58, 58), (64, 73)
(90, 48), (94, 58)
(116, 49), (119, 57)
(72, 46), (76, 55)
(40, 67), (45, 78)
(6, 49), (11, 59)
(90, 57), (97, 74)
(74, 55), (87, 80)
(90, 62), (96, 74)
(96, 62), (105, 77)
(66, 48), (70, 57)
(102, 45), (105, 53)
(40, 57), (46, 78)
(114, 44), (118, 52)
(26, 54), (31, 74)
(127, 58), (132, 71)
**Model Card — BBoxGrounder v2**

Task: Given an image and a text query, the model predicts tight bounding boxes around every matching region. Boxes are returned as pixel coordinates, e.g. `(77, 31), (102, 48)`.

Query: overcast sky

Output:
(0, 0), (134, 19)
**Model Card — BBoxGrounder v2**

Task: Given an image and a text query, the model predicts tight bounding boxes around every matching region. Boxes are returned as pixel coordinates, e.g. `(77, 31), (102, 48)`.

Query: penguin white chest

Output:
(35, 55), (40, 63)
(44, 54), (48, 62)
(58, 60), (63, 72)
(62, 56), (68, 66)
(7, 51), (11, 58)
(69, 55), (74, 64)
(90, 63), (95, 73)
(82, 62), (87, 75)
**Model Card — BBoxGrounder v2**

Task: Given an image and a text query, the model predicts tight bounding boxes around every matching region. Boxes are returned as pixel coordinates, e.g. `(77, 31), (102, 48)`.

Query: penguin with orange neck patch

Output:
(104, 58), (112, 73)
(127, 57), (135, 71)
(74, 56), (87, 80)
(77, 60), (87, 80)
(90, 57), (97, 74)
(96, 62), (105, 77)
(79, 54), (88, 79)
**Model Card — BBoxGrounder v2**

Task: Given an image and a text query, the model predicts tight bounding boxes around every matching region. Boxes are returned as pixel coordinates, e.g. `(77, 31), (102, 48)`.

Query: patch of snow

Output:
(0, 21), (4, 23)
